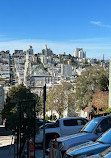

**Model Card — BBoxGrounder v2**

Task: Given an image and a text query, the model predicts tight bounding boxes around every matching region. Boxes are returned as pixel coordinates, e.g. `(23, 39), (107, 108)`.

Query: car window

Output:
(81, 117), (101, 133)
(97, 118), (111, 133)
(56, 120), (59, 127)
(63, 119), (78, 126)
(77, 119), (86, 125)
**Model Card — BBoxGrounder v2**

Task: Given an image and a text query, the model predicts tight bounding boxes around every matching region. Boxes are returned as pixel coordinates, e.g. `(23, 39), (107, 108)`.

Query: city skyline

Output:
(0, 0), (111, 59)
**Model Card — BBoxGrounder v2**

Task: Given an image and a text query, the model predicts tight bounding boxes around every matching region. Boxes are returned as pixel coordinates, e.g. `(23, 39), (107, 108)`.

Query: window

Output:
(77, 119), (86, 125)
(98, 118), (111, 132)
(56, 120), (59, 127)
(63, 119), (78, 126)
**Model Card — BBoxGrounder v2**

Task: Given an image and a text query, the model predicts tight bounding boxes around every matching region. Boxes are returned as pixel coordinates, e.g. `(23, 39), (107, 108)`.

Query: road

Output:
(0, 135), (48, 158)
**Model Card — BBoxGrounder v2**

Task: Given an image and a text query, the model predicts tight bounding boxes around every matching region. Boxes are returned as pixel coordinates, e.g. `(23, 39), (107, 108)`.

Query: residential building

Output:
(61, 64), (72, 77)
(74, 48), (86, 59)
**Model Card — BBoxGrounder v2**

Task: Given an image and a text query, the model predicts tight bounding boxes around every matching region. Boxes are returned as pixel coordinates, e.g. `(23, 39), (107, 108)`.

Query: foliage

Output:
(0, 78), (5, 81)
(92, 90), (108, 109)
(46, 82), (77, 118)
(104, 108), (111, 114)
(46, 84), (67, 118)
(67, 92), (78, 117)
(2, 84), (41, 139)
(45, 115), (50, 120)
(84, 59), (88, 65)
(94, 59), (100, 64)
(75, 66), (109, 109)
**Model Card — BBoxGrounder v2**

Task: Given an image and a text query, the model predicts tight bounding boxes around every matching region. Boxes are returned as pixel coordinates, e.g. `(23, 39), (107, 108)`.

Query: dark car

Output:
(65, 128), (111, 158)
(36, 119), (52, 127)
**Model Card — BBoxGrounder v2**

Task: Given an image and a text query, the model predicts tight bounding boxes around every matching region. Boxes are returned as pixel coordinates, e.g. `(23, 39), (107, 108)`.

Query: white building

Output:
(74, 48), (86, 59)
(61, 64), (72, 77)
(24, 51), (32, 87)
(39, 55), (47, 64)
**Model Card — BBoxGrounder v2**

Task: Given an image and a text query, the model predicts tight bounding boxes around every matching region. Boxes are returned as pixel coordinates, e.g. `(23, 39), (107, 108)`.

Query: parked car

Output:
(36, 118), (52, 127)
(35, 117), (89, 148)
(65, 128), (111, 158)
(50, 115), (111, 156)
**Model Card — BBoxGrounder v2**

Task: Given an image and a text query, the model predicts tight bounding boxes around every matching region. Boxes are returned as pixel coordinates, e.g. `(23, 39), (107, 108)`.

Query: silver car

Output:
(65, 128), (111, 158)
(53, 115), (111, 156)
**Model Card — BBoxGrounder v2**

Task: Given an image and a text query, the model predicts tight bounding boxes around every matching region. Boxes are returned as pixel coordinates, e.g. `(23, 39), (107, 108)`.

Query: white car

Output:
(35, 117), (88, 148)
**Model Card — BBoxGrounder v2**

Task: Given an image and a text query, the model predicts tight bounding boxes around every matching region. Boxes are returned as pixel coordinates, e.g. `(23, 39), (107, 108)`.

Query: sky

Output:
(0, 0), (111, 59)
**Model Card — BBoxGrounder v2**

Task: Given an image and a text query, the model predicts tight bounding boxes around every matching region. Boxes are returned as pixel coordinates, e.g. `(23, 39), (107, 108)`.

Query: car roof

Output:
(58, 115), (111, 121)
(92, 115), (111, 121)
(58, 117), (88, 121)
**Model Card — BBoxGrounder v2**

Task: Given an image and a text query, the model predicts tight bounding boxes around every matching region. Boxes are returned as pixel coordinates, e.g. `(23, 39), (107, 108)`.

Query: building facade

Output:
(74, 48), (86, 59)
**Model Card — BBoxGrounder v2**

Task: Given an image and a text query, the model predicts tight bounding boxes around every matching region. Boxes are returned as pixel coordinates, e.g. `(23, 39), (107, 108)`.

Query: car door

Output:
(61, 118), (86, 137)
(61, 119), (78, 137)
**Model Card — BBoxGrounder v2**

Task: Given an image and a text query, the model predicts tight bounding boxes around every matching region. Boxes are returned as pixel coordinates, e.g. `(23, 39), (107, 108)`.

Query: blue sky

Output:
(0, 0), (111, 59)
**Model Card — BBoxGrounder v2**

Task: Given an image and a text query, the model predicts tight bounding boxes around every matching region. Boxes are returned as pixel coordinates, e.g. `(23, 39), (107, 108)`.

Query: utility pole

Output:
(19, 102), (21, 158)
(43, 84), (46, 158)
(34, 100), (36, 158)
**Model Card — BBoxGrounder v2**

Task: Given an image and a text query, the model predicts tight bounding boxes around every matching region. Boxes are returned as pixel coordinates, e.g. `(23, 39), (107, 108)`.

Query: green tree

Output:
(46, 85), (67, 118)
(75, 66), (109, 109)
(46, 82), (77, 118)
(2, 84), (41, 139)
(67, 92), (78, 117)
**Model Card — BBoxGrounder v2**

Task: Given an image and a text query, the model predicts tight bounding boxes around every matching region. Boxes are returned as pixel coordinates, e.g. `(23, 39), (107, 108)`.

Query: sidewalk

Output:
(0, 135), (48, 158)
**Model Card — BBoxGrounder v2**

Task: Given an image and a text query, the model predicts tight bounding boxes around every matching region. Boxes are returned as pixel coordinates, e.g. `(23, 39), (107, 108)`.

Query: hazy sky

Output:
(0, 0), (111, 59)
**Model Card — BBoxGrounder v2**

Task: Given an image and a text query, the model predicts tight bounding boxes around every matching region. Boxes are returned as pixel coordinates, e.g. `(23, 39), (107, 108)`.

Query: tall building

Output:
(27, 45), (34, 55)
(42, 45), (53, 56)
(74, 48), (86, 59)
(61, 64), (72, 77)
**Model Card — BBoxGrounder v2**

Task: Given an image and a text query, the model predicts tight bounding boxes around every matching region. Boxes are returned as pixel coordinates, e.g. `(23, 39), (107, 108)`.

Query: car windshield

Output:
(81, 117), (101, 133)
(97, 129), (111, 144)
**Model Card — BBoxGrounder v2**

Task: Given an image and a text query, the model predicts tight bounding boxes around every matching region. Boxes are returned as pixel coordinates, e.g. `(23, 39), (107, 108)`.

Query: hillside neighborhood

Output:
(0, 45), (109, 122)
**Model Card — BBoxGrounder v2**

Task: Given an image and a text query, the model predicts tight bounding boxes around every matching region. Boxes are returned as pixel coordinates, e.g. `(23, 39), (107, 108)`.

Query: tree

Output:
(67, 92), (78, 117)
(92, 90), (108, 110)
(46, 85), (67, 118)
(46, 82), (77, 118)
(75, 66), (109, 109)
(2, 84), (41, 139)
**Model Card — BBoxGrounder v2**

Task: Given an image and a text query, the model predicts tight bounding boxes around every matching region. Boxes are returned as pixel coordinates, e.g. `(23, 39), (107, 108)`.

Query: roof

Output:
(59, 117), (88, 121)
